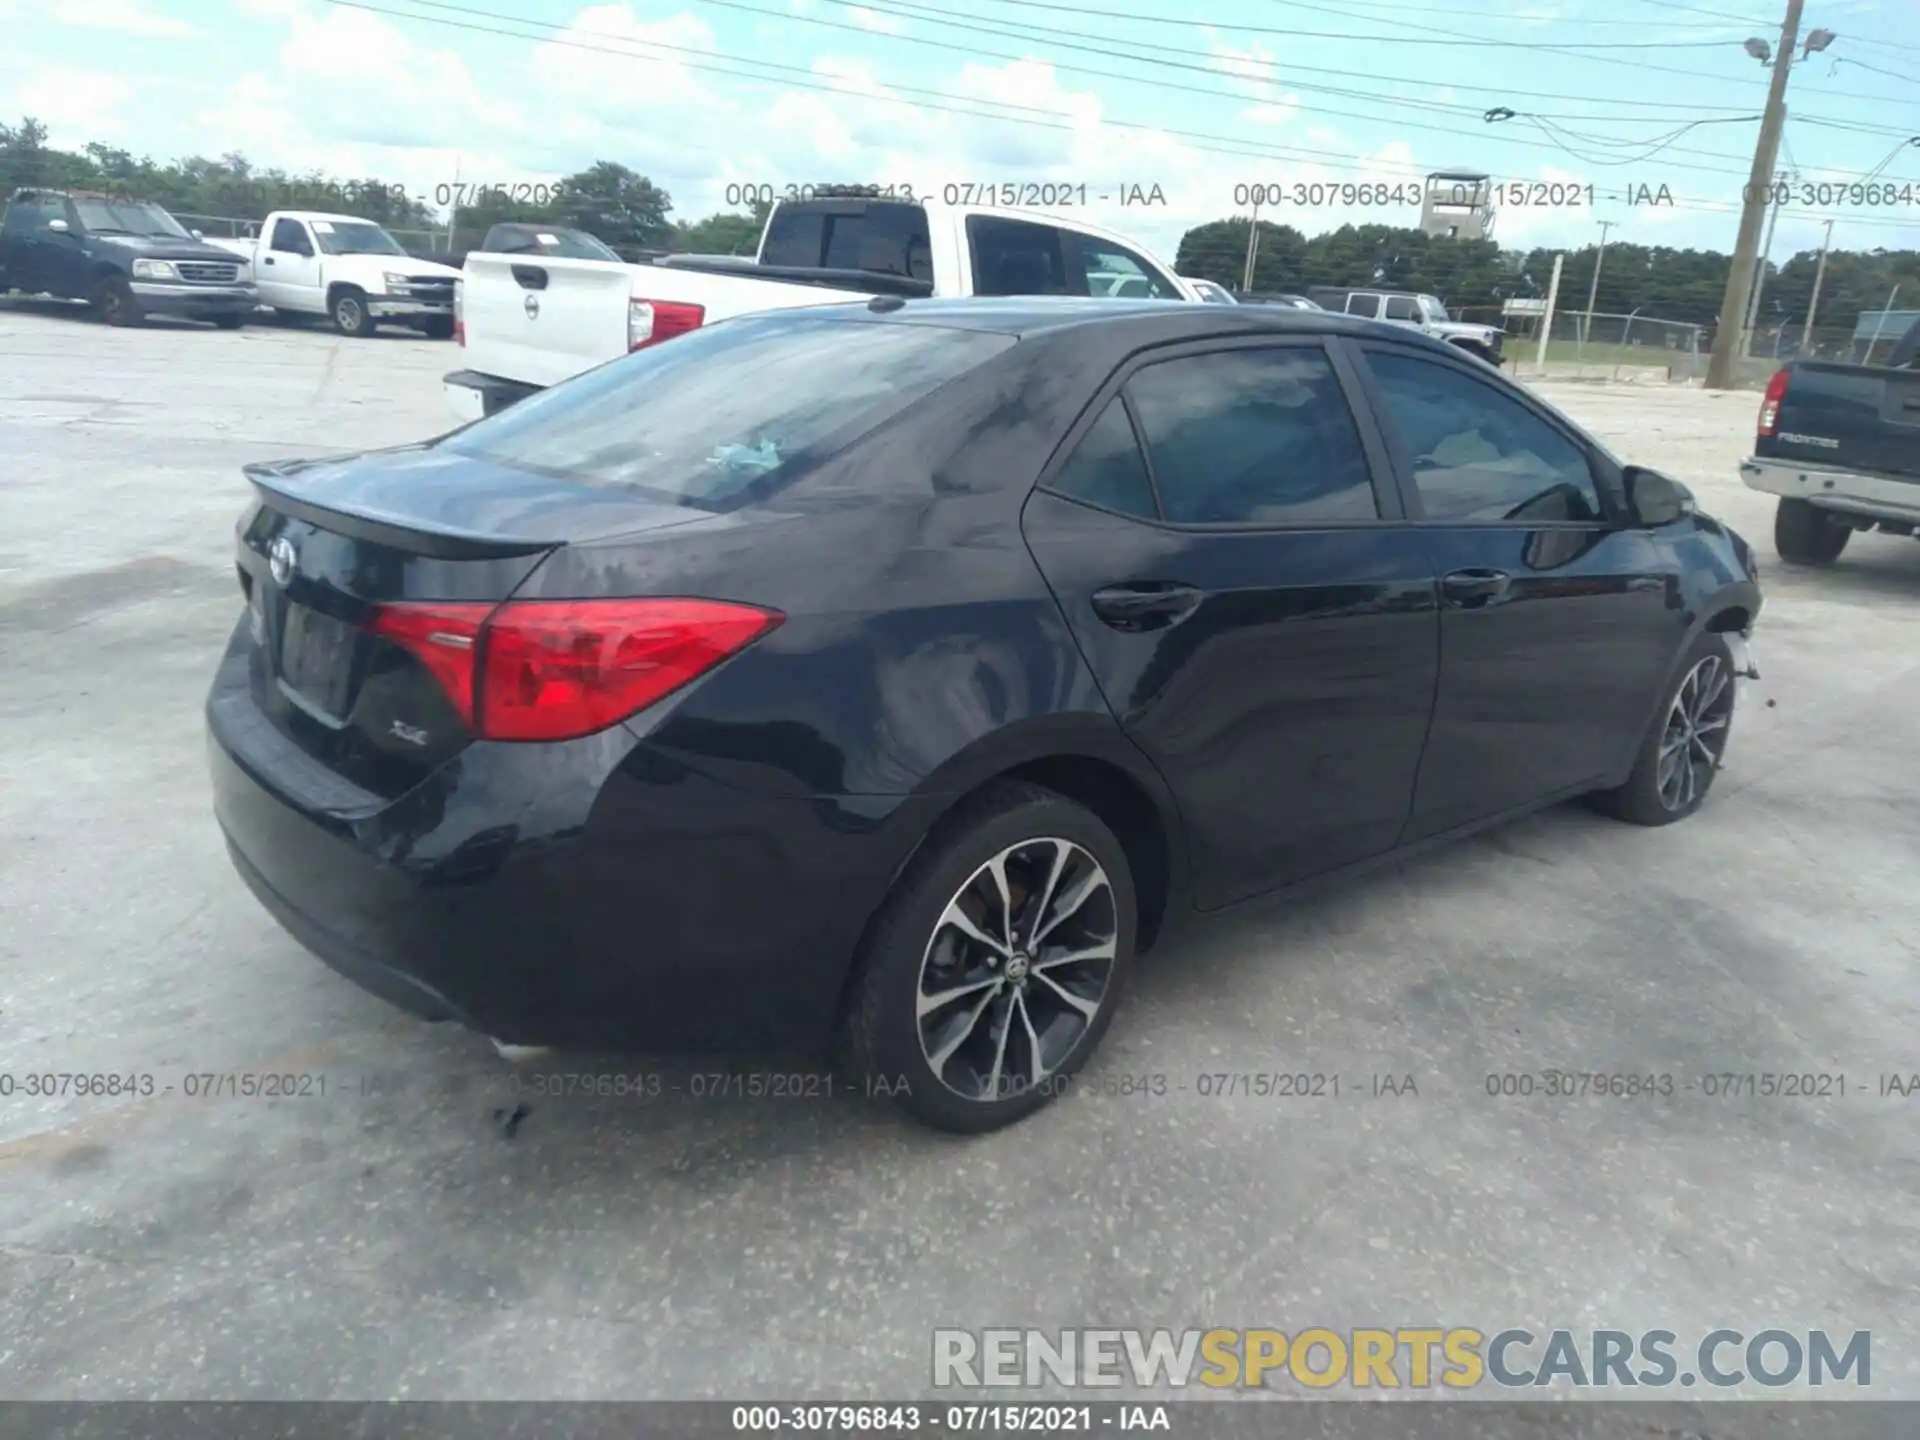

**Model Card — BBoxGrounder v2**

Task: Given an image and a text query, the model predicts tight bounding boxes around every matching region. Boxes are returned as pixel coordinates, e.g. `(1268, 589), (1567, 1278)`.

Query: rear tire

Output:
(329, 286), (374, 337)
(1774, 497), (1850, 565)
(1589, 631), (1737, 827)
(93, 276), (142, 327)
(837, 781), (1136, 1134)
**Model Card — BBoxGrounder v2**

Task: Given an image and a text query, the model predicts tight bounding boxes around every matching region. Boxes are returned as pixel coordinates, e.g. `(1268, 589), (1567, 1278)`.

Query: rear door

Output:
(1349, 339), (1683, 838)
(1021, 337), (1440, 910)
(1767, 360), (1920, 478)
(2, 195), (63, 292)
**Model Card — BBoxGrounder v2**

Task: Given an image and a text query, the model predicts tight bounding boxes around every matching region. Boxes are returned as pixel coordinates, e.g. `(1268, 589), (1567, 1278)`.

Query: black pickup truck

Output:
(1741, 318), (1920, 563)
(0, 188), (258, 326)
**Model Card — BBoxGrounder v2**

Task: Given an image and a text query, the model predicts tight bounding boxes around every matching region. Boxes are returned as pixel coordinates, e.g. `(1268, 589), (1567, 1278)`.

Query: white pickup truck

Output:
(206, 210), (463, 338)
(445, 195), (1199, 420)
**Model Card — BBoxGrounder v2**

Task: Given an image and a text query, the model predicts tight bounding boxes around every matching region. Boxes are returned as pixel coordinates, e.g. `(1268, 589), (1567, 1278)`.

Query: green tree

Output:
(672, 197), (771, 255)
(556, 161), (673, 250)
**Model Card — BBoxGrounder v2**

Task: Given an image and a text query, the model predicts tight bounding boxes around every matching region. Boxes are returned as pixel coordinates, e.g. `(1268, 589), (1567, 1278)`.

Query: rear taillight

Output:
(1757, 368), (1789, 437)
(367, 603), (494, 726)
(628, 297), (705, 351)
(367, 598), (782, 742)
(453, 278), (465, 346)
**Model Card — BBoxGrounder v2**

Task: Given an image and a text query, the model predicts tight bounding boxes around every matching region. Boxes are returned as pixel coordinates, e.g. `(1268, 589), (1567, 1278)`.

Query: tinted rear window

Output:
(440, 313), (1014, 510)
(760, 202), (933, 281)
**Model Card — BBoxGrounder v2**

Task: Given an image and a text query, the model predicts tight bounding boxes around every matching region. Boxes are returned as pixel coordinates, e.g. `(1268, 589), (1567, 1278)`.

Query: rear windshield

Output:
(486, 225), (620, 261)
(760, 202), (933, 281)
(439, 312), (1014, 510)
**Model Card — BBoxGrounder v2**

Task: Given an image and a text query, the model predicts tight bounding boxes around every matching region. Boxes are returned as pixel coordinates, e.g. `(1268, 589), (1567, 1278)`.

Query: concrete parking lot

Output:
(2, 300), (1918, 1404)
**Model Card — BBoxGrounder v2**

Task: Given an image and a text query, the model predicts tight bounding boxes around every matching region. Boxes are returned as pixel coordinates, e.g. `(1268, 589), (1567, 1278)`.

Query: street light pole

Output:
(1705, 0), (1806, 389)
(1802, 217), (1835, 351)
(1744, 157), (1789, 343)
(1582, 219), (1615, 349)
(1242, 198), (1262, 293)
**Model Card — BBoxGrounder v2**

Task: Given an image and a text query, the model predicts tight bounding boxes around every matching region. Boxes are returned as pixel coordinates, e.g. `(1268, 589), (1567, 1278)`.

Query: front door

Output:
(1022, 338), (1440, 910)
(1349, 340), (1685, 838)
(259, 216), (319, 309)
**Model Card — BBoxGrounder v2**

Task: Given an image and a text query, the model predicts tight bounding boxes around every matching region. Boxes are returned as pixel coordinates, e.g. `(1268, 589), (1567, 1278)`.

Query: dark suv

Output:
(0, 189), (258, 326)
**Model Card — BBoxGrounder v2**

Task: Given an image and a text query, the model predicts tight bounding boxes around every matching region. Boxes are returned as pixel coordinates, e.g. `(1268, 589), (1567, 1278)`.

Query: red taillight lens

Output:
(1757, 368), (1789, 437)
(370, 598), (782, 742)
(366, 603), (494, 726)
(629, 298), (706, 351)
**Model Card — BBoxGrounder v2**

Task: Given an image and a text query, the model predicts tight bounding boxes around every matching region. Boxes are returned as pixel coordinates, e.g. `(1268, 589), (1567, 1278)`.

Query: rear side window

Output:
(440, 313), (1015, 511)
(1125, 348), (1379, 525)
(760, 202), (933, 282)
(1050, 401), (1157, 518)
(968, 216), (1073, 296)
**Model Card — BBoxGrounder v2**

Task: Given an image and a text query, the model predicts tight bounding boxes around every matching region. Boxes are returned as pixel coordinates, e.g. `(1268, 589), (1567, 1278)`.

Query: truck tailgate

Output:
(459, 253), (881, 390)
(462, 254), (637, 388)
(1766, 360), (1920, 478)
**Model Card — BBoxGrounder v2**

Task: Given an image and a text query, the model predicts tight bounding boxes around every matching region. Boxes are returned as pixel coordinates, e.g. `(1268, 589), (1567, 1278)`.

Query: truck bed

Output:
(1756, 355), (1920, 479)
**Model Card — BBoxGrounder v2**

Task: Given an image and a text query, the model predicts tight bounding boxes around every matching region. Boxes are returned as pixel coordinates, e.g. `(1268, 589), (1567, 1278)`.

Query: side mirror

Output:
(46, 218), (70, 234)
(1624, 466), (1694, 527)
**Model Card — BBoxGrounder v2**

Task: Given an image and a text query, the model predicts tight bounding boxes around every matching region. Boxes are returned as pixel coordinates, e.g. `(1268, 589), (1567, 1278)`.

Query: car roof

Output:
(775, 295), (1447, 349)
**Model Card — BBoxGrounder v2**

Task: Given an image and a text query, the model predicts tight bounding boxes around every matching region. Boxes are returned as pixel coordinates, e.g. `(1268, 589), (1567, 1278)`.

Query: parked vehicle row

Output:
(444, 194), (1207, 419)
(208, 296), (1758, 1134)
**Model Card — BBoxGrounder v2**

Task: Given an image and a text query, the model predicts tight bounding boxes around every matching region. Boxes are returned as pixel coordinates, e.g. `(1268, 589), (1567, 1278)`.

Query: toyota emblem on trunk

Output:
(268, 535), (297, 587)
(525, 294), (540, 319)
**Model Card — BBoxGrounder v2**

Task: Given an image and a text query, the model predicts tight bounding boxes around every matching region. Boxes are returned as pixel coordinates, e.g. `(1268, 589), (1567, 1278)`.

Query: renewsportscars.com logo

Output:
(932, 1327), (1872, 1391)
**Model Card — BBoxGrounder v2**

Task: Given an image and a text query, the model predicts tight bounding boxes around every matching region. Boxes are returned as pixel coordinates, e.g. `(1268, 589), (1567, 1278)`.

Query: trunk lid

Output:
(1763, 359), (1920, 478)
(233, 445), (704, 798)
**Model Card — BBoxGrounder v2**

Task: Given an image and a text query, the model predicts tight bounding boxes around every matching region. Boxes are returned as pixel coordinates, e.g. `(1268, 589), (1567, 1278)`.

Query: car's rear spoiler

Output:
(653, 255), (934, 298)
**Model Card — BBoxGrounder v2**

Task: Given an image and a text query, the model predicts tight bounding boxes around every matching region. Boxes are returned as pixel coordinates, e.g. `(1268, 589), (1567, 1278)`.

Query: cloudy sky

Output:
(6, 0), (1920, 263)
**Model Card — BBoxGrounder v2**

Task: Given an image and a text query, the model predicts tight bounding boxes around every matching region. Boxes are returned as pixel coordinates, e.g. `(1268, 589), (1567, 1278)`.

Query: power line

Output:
(946, 0), (1745, 47)
(321, 0), (1920, 235)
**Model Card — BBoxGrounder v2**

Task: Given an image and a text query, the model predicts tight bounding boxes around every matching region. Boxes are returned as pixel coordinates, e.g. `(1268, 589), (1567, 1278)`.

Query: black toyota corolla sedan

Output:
(207, 298), (1761, 1132)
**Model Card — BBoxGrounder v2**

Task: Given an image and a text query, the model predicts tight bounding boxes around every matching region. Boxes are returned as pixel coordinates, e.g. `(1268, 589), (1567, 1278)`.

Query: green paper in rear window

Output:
(440, 312), (1014, 511)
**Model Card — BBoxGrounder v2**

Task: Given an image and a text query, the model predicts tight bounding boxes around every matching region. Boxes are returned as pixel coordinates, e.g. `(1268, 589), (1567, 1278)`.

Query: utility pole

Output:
(1802, 217), (1834, 350)
(1535, 252), (1565, 375)
(1582, 219), (1615, 349)
(1744, 156), (1789, 342)
(1242, 197), (1262, 293)
(1705, 0), (1805, 389)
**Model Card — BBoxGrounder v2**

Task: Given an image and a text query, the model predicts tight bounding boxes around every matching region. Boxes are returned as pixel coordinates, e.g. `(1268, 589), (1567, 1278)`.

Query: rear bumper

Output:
(444, 367), (540, 421)
(130, 281), (258, 315)
(205, 627), (940, 1052)
(1740, 455), (1920, 524)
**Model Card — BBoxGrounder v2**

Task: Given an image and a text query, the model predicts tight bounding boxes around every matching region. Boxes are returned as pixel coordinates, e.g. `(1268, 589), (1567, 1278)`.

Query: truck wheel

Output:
(212, 313), (246, 330)
(329, 287), (375, 337)
(1774, 497), (1850, 565)
(420, 316), (455, 340)
(93, 276), (143, 327)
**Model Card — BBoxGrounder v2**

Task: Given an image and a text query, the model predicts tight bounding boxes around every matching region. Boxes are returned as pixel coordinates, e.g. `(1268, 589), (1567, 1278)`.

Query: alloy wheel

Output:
(1657, 654), (1734, 811)
(915, 837), (1118, 1103)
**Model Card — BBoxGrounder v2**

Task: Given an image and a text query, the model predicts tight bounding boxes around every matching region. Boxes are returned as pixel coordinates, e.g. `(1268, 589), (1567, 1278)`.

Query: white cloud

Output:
(40, 0), (196, 36)
(15, 69), (130, 141)
(843, 4), (901, 33)
(529, 4), (717, 117)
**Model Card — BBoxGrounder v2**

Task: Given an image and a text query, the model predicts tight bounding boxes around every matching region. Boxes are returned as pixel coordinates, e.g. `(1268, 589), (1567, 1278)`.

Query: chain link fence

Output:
(1479, 309), (1705, 383)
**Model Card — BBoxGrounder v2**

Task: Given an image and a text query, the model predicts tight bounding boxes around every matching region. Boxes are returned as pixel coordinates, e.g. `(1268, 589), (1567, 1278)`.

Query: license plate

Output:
(280, 604), (355, 715)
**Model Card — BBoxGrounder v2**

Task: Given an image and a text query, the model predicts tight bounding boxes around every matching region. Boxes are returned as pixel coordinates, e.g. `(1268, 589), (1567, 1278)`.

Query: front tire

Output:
(329, 287), (374, 337)
(1589, 631), (1738, 827)
(1774, 497), (1850, 565)
(93, 276), (142, 327)
(838, 781), (1136, 1134)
